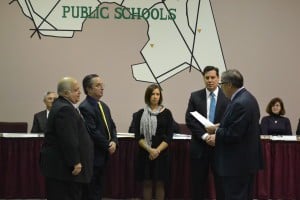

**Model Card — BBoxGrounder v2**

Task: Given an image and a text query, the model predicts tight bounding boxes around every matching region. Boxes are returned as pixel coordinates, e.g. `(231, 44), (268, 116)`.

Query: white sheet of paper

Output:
(270, 135), (297, 141)
(173, 133), (191, 140)
(190, 111), (215, 127)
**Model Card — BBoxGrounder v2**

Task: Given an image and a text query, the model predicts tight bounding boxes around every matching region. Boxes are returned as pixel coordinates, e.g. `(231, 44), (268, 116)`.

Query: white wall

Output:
(0, 0), (299, 133)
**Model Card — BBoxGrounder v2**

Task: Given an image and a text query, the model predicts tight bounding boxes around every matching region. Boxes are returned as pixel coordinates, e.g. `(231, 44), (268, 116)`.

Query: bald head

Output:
(57, 77), (81, 104)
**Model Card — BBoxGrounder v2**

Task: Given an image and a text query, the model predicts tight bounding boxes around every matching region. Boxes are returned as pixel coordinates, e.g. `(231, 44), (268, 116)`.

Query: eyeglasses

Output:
(95, 83), (105, 89)
(218, 82), (228, 87)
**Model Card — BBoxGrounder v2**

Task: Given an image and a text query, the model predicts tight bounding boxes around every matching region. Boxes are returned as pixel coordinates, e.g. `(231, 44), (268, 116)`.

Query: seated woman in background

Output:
(260, 97), (292, 135)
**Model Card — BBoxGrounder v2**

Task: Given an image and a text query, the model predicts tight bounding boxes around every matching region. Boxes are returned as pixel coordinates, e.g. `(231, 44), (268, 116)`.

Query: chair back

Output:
(178, 124), (192, 135)
(0, 122), (28, 133)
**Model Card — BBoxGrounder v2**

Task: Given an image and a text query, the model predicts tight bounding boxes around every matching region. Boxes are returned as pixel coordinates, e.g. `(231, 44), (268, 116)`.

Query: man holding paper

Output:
(185, 66), (229, 200)
(206, 69), (263, 200)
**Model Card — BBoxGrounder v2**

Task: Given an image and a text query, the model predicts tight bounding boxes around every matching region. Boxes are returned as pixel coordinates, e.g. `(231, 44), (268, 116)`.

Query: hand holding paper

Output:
(190, 111), (218, 134)
(190, 111), (214, 127)
(206, 126), (217, 135)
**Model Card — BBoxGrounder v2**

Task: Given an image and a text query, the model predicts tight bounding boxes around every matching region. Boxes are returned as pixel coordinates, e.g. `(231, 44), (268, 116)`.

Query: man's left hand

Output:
(108, 141), (116, 155)
(206, 125), (217, 135)
(206, 134), (216, 146)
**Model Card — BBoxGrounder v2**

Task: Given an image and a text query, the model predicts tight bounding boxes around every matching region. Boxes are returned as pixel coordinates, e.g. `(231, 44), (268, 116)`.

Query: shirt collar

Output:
(231, 86), (244, 101)
(86, 95), (101, 105)
(206, 87), (219, 99)
(61, 96), (77, 108)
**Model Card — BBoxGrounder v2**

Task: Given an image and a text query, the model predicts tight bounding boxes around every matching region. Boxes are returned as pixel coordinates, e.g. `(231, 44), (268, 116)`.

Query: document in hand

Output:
(190, 111), (214, 127)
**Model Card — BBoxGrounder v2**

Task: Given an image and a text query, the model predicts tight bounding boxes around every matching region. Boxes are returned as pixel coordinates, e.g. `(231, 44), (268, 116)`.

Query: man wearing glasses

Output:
(206, 69), (263, 200)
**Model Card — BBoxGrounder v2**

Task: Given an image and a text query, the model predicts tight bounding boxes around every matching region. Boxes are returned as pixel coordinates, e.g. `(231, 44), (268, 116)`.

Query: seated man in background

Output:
(296, 119), (300, 135)
(31, 91), (58, 133)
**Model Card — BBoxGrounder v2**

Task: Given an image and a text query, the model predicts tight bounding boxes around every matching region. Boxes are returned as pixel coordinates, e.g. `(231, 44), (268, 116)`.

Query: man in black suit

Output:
(296, 119), (300, 135)
(31, 91), (57, 133)
(185, 66), (229, 200)
(79, 74), (118, 200)
(206, 69), (263, 200)
(39, 77), (94, 200)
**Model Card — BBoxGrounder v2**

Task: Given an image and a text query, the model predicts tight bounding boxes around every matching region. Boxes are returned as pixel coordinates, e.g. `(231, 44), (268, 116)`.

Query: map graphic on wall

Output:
(11, 0), (226, 84)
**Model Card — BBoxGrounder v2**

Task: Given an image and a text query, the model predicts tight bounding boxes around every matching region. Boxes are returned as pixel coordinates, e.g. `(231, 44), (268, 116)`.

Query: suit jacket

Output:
(186, 88), (229, 159)
(215, 88), (263, 176)
(297, 119), (300, 135)
(79, 95), (118, 167)
(40, 96), (94, 183)
(31, 110), (47, 133)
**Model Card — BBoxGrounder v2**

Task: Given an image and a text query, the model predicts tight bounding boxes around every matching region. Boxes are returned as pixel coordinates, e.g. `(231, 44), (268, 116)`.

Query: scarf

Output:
(140, 105), (164, 146)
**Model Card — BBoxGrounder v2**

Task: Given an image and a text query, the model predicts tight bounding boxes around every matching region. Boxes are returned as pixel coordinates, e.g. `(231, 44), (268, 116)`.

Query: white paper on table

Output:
(190, 111), (215, 127)
(270, 135), (297, 141)
(117, 133), (135, 138)
(173, 133), (191, 140)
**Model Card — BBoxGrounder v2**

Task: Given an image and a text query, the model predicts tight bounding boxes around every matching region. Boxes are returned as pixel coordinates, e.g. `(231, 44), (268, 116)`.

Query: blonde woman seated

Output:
(133, 84), (174, 200)
(260, 97), (292, 135)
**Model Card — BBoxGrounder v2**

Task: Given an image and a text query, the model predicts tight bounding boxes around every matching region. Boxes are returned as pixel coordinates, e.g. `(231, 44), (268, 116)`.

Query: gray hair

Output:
(43, 91), (56, 101)
(221, 69), (244, 88)
(57, 77), (76, 96)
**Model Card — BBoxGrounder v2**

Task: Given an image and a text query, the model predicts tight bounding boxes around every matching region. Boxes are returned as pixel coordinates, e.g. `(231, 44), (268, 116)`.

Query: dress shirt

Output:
(202, 87), (219, 140)
(46, 110), (49, 118)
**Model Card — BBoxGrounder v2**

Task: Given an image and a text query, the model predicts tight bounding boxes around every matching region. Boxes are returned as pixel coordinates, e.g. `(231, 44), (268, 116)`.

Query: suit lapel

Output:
(199, 90), (207, 117)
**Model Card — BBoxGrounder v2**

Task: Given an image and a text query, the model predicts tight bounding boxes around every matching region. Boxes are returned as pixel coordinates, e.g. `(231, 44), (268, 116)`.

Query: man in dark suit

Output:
(296, 119), (300, 135)
(31, 91), (57, 133)
(39, 77), (93, 200)
(79, 74), (118, 200)
(206, 69), (263, 200)
(185, 66), (229, 200)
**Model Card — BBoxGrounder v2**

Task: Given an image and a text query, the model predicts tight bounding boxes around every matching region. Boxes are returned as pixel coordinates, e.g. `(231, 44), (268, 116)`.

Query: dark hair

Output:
(202, 66), (219, 77)
(144, 84), (163, 106)
(82, 74), (99, 95)
(266, 97), (286, 115)
(221, 69), (243, 88)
